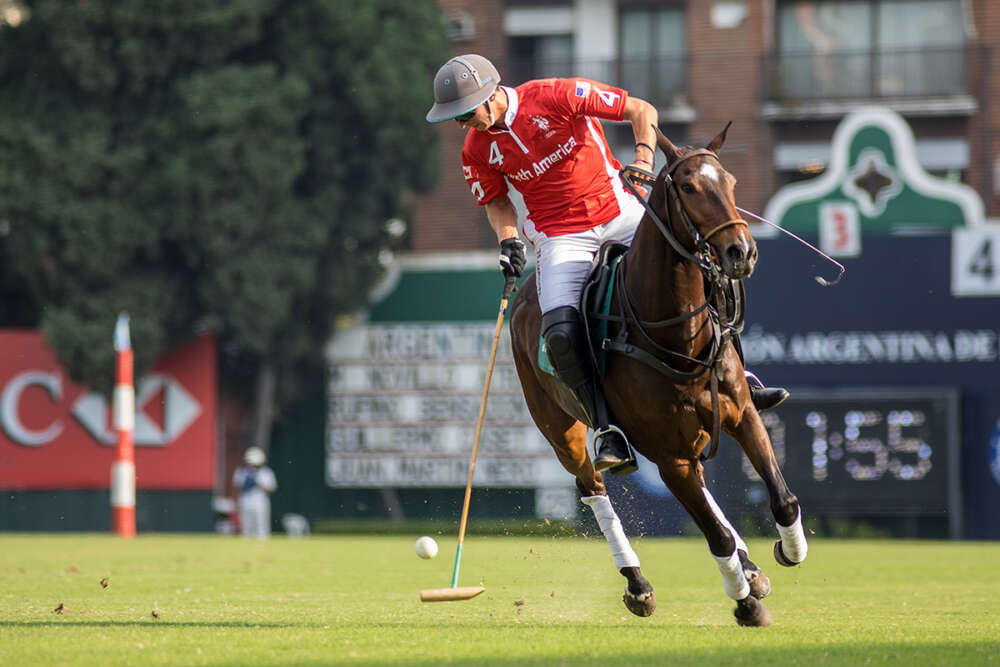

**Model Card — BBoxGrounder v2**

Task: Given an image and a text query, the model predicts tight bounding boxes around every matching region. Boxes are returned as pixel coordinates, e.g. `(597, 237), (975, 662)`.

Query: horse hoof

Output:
(748, 569), (771, 599)
(738, 550), (770, 599)
(622, 589), (656, 617)
(773, 540), (800, 567)
(734, 595), (772, 627)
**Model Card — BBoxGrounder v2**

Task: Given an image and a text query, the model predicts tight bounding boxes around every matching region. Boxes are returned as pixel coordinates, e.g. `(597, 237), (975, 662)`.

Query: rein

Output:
(607, 151), (749, 461)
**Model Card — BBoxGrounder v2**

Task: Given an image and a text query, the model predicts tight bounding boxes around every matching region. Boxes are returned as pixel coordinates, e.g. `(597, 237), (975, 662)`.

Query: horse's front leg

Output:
(702, 485), (771, 600)
(511, 345), (655, 617)
(732, 408), (808, 567)
(659, 460), (771, 626)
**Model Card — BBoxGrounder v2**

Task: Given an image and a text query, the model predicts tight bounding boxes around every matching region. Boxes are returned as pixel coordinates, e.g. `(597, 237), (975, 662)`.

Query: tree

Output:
(0, 0), (450, 447)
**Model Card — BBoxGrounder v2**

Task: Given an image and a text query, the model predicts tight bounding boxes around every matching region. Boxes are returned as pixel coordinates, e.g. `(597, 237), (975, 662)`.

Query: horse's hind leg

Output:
(659, 460), (772, 626)
(732, 410), (808, 567)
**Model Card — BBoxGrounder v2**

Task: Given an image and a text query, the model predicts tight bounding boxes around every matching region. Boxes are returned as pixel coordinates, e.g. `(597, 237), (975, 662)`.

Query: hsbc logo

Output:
(0, 370), (201, 447)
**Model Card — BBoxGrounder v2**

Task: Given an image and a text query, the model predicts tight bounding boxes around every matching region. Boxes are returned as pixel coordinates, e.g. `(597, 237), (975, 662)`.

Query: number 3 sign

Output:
(819, 202), (861, 258)
(951, 227), (1000, 297)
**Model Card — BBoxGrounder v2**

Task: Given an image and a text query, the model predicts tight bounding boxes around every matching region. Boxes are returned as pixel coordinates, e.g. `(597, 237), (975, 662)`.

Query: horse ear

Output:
(654, 125), (681, 165)
(706, 121), (733, 154)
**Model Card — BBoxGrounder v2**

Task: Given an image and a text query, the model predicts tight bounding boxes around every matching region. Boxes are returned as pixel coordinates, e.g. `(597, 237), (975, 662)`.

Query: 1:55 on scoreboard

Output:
(712, 388), (961, 537)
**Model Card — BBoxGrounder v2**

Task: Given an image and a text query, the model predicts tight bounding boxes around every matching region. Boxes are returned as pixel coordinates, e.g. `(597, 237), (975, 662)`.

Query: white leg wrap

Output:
(702, 488), (748, 555)
(776, 507), (808, 564)
(714, 549), (750, 600)
(581, 495), (640, 569)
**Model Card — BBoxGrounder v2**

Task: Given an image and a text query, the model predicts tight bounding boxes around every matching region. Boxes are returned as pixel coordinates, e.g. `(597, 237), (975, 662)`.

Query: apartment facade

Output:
(412, 0), (1000, 252)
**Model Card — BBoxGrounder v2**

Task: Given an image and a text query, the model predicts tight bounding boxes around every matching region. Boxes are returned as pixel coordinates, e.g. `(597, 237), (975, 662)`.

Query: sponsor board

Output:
(737, 107), (1000, 537)
(0, 332), (216, 489)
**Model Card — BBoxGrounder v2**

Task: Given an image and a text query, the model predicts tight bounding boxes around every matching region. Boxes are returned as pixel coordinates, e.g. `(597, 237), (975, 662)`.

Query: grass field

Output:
(1, 533), (998, 666)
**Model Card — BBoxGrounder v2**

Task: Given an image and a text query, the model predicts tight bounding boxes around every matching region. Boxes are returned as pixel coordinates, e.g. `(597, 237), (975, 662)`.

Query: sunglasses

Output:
(454, 108), (477, 123)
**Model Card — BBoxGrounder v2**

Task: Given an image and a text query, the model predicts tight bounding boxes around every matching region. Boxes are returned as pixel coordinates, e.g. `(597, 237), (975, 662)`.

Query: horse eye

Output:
(680, 183), (696, 195)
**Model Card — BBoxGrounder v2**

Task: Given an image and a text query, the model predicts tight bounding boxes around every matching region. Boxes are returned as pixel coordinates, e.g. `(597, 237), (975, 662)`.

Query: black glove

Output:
(499, 238), (526, 278)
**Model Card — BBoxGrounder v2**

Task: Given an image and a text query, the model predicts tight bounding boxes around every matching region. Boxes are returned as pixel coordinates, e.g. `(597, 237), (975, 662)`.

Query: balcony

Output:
(504, 55), (690, 116)
(761, 46), (976, 118)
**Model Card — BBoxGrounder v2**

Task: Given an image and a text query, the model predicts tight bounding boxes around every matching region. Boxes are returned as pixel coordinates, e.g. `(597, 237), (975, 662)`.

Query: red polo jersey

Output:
(461, 78), (635, 236)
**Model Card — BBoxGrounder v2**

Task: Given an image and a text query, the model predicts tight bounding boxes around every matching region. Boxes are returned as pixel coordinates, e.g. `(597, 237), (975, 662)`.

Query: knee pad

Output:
(541, 306), (582, 356)
(541, 306), (590, 386)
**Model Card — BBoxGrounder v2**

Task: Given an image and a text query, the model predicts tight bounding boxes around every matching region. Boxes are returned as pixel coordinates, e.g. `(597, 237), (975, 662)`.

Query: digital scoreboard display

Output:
(705, 389), (961, 525)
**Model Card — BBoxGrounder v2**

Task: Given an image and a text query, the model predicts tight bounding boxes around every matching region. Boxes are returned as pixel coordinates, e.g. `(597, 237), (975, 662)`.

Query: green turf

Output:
(1, 534), (998, 666)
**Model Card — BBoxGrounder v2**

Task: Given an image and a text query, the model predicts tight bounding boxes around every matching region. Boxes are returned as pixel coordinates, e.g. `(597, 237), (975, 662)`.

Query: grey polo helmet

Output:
(426, 54), (501, 123)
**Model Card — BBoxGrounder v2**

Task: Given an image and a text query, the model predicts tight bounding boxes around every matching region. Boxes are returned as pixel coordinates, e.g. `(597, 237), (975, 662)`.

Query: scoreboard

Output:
(702, 388), (962, 536)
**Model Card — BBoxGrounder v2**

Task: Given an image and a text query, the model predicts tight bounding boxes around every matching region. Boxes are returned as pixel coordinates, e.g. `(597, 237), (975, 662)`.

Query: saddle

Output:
(536, 240), (628, 378)
(580, 241), (630, 376)
(575, 240), (748, 463)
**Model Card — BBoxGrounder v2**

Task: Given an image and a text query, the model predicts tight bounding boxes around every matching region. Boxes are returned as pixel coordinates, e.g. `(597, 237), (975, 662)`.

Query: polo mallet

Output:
(420, 275), (517, 603)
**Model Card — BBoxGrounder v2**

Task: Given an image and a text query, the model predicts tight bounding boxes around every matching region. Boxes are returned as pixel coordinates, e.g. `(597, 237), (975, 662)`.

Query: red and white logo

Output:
(0, 331), (216, 490)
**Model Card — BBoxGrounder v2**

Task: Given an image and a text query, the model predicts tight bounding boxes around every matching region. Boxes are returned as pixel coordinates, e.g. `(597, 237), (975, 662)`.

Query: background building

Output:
(413, 0), (1000, 251)
(358, 0), (1000, 539)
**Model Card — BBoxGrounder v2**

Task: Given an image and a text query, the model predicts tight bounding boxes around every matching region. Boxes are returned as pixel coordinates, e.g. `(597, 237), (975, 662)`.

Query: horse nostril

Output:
(726, 243), (745, 266)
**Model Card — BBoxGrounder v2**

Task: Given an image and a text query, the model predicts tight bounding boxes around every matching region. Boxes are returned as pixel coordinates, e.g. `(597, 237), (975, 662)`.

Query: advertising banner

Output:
(0, 332), (216, 489)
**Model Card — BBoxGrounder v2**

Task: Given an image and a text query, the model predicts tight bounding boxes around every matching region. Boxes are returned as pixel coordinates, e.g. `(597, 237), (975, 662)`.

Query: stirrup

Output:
(593, 426), (638, 476)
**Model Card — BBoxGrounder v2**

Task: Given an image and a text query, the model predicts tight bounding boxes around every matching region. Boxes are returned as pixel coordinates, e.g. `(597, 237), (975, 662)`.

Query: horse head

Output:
(652, 124), (757, 279)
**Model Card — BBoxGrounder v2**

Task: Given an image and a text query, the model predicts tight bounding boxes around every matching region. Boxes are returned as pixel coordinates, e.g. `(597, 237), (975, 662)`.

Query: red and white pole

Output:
(111, 312), (136, 537)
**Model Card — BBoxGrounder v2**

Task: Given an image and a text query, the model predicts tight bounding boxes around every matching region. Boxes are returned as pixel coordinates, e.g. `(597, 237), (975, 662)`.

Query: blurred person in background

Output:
(426, 55), (787, 476)
(233, 446), (277, 539)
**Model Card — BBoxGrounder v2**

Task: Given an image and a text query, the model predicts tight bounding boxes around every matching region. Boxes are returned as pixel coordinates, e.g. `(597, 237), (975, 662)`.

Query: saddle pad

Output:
(538, 333), (555, 376)
(537, 252), (623, 377)
(595, 253), (623, 377)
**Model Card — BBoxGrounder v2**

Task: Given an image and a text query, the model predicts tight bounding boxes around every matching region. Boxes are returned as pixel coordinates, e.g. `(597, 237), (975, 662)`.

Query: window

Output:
(620, 6), (686, 105)
(508, 34), (574, 85)
(772, 0), (967, 99)
(876, 1), (965, 95)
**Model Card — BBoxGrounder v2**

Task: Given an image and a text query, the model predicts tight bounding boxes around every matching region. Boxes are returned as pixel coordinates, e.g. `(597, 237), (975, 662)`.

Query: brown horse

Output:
(508, 124), (808, 627)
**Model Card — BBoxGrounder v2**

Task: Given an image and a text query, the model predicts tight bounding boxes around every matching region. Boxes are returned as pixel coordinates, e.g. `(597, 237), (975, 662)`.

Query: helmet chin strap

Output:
(486, 88), (507, 129)
(485, 94), (497, 128)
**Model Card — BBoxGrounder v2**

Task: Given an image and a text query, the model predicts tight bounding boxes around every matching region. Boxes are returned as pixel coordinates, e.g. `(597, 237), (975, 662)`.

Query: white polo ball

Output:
(414, 536), (438, 559)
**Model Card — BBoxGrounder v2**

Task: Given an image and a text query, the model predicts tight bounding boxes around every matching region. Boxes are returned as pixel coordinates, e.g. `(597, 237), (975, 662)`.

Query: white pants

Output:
(523, 196), (644, 314)
(239, 492), (271, 539)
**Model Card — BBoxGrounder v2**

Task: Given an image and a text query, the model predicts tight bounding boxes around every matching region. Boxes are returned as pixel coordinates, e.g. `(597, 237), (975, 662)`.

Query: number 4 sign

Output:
(951, 227), (1000, 296)
(819, 202), (861, 258)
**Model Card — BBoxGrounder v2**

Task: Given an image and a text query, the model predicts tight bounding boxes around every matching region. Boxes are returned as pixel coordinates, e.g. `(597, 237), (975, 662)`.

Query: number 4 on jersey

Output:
(489, 141), (504, 167)
(595, 88), (621, 108)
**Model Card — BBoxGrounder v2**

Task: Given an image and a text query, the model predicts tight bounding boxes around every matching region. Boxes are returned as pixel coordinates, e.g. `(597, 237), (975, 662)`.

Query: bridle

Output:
(620, 148), (748, 278)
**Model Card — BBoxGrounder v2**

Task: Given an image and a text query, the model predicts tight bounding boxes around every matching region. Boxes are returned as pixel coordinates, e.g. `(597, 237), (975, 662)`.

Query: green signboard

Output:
(760, 106), (1000, 297)
(324, 253), (578, 520)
